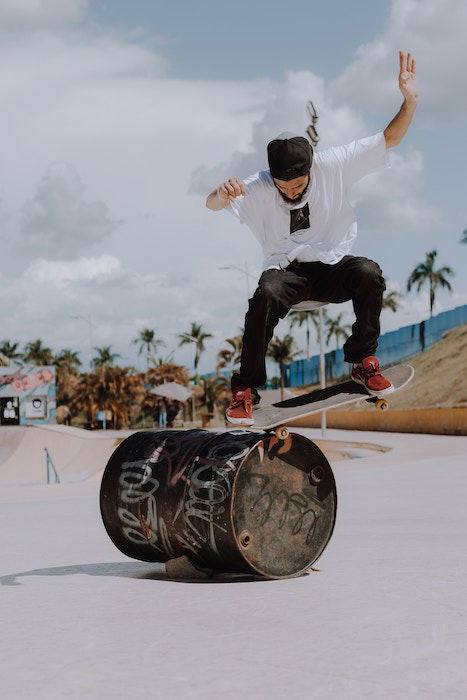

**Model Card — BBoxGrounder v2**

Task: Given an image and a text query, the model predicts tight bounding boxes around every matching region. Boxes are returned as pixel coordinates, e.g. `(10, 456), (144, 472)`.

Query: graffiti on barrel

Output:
(248, 472), (325, 545)
(100, 428), (337, 578)
(116, 429), (254, 559)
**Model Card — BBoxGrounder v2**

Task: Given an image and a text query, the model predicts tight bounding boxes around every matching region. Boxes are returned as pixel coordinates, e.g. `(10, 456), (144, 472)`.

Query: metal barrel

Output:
(100, 428), (337, 579)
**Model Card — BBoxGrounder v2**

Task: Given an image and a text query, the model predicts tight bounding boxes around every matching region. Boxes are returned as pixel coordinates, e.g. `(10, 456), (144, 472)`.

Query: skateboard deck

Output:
(252, 364), (414, 432)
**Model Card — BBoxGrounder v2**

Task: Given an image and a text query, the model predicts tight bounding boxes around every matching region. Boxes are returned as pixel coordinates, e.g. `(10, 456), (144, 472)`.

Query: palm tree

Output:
(198, 375), (230, 414)
(54, 349), (82, 373)
(178, 322), (213, 374)
(70, 366), (143, 429)
(325, 313), (351, 350)
(145, 362), (190, 388)
(382, 290), (403, 313)
(132, 328), (166, 369)
(407, 250), (454, 317)
(92, 346), (121, 368)
(288, 309), (321, 359)
(0, 341), (23, 366)
(23, 339), (54, 366)
(216, 331), (243, 372)
(266, 334), (302, 399)
(54, 350), (82, 418)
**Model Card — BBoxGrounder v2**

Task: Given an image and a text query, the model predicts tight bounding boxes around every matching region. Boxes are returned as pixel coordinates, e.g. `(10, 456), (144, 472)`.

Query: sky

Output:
(0, 0), (466, 374)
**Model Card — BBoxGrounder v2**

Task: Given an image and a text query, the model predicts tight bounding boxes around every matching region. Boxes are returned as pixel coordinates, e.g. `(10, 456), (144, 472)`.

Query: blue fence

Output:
(286, 303), (467, 387)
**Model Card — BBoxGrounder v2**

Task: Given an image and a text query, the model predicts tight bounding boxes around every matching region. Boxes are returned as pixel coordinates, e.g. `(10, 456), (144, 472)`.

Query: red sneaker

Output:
(351, 356), (394, 396)
(226, 387), (254, 425)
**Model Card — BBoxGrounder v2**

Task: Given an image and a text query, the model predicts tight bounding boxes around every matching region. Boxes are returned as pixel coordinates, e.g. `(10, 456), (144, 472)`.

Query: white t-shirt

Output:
(227, 132), (390, 270)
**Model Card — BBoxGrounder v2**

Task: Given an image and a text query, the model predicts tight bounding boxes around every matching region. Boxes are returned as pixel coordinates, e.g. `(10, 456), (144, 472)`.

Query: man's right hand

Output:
(218, 178), (246, 203)
(206, 178), (247, 211)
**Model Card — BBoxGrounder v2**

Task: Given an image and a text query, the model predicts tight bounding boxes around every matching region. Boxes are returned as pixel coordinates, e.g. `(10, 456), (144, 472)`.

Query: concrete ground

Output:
(1, 428), (466, 699)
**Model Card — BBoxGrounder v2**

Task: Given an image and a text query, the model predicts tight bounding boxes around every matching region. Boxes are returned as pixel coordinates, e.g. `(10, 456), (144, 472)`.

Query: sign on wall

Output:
(0, 396), (20, 425)
(0, 366), (56, 425)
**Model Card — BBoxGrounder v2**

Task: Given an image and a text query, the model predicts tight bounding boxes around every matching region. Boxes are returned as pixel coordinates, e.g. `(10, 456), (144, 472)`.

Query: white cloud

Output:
(330, 0), (467, 121)
(24, 254), (124, 288)
(352, 148), (439, 234)
(190, 70), (367, 193)
(16, 163), (116, 257)
(0, 252), (255, 371)
(0, 0), (88, 29)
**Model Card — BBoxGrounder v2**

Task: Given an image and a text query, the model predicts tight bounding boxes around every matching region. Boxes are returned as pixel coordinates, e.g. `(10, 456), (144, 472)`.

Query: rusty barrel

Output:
(100, 428), (337, 579)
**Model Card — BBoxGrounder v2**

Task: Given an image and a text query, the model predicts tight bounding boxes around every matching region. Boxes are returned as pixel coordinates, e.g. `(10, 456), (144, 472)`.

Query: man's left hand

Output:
(399, 50), (419, 103)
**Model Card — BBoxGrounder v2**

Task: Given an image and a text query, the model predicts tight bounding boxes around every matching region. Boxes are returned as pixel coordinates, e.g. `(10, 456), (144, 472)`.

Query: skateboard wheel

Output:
(239, 530), (252, 548)
(309, 466), (325, 484)
(275, 426), (289, 440)
(375, 399), (389, 411)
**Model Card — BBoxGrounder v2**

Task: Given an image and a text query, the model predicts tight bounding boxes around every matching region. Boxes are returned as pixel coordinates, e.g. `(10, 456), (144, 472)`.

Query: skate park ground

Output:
(1, 426), (466, 699)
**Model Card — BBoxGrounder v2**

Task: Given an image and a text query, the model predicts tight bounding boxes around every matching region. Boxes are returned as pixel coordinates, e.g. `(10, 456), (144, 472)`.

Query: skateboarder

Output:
(206, 51), (419, 425)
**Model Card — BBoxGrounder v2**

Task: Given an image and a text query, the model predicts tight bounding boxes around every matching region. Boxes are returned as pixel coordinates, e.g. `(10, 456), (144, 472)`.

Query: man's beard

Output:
(275, 175), (310, 204)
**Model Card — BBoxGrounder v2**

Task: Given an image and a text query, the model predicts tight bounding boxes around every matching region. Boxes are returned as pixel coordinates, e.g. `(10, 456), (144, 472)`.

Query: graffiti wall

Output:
(0, 366), (56, 426)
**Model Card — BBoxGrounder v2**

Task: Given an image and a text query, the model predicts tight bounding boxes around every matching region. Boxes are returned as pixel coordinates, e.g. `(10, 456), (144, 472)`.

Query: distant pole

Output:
(219, 264), (255, 299)
(305, 100), (324, 434)
(319, 307), (326, 437)
(244, 261), (251, 298)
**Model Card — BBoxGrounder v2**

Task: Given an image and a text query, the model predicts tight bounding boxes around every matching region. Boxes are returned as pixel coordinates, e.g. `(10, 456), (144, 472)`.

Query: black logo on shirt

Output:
(290, 203), (310, 234)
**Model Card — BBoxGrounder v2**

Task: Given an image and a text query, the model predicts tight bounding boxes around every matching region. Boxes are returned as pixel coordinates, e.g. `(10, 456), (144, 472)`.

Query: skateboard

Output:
(251, 363), (414, 439)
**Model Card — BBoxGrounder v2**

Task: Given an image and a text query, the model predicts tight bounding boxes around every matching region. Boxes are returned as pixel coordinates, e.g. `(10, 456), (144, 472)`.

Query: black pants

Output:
(231, 255), (386, 390)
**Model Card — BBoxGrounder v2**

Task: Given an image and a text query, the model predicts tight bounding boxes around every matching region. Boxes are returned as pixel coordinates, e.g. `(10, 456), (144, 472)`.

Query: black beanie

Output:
(267, 132), (313, 181)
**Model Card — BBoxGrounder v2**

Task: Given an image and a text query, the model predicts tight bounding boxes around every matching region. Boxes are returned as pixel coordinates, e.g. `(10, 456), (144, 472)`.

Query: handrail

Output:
(44, 447), (60, 484)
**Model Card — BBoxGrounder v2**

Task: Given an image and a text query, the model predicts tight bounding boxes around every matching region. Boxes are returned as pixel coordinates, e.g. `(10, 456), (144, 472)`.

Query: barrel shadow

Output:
(0, 562), (282, 586)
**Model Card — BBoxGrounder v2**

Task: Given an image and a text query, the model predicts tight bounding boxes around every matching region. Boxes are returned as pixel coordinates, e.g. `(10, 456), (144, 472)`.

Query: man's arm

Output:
(206, 178), (246, 211)
(384, 51), (419, 148)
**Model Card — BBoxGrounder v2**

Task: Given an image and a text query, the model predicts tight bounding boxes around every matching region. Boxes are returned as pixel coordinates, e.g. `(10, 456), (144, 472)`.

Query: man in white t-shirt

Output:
(206, 51), (419, 425)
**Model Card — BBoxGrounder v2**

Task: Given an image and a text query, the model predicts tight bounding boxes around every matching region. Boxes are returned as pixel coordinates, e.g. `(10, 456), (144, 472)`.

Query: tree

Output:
(288, 309), (322, 359)
(92, 346), (121, 368)
(69, 366), (143, 429)
(198, 375), (230, 414)
(54, 350), (82, 417)
(325, 313), (351, 350)
(145, 362), (190, 388)
(216, 331), (243, 372)
(54, 349), (82, 373)
(178, 322), (213, 374)
(382, 290), (403, 313)
(407, 250), (454, 317)
(460, 229), (467, 244)
(266, 334), (301, 399)
(0, 341), (23, 365)
(23, 339), (54, 366)
(132, 328), (166, 369)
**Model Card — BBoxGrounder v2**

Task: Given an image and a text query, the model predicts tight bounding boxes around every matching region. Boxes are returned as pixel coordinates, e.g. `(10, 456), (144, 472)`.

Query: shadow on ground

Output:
(0, 561), (281, 586)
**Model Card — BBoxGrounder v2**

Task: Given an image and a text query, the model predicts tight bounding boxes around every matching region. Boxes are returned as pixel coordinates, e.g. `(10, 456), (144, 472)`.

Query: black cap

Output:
(267, 132), (313, 181)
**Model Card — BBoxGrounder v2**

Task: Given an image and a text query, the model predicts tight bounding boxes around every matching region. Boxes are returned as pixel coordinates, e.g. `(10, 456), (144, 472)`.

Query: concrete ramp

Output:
(0, 425), (134, 485)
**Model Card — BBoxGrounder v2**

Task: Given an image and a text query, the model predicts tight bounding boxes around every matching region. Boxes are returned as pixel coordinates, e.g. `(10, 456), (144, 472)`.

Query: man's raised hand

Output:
(218, 178), (247, 203)
(398, 51), (419, 103)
